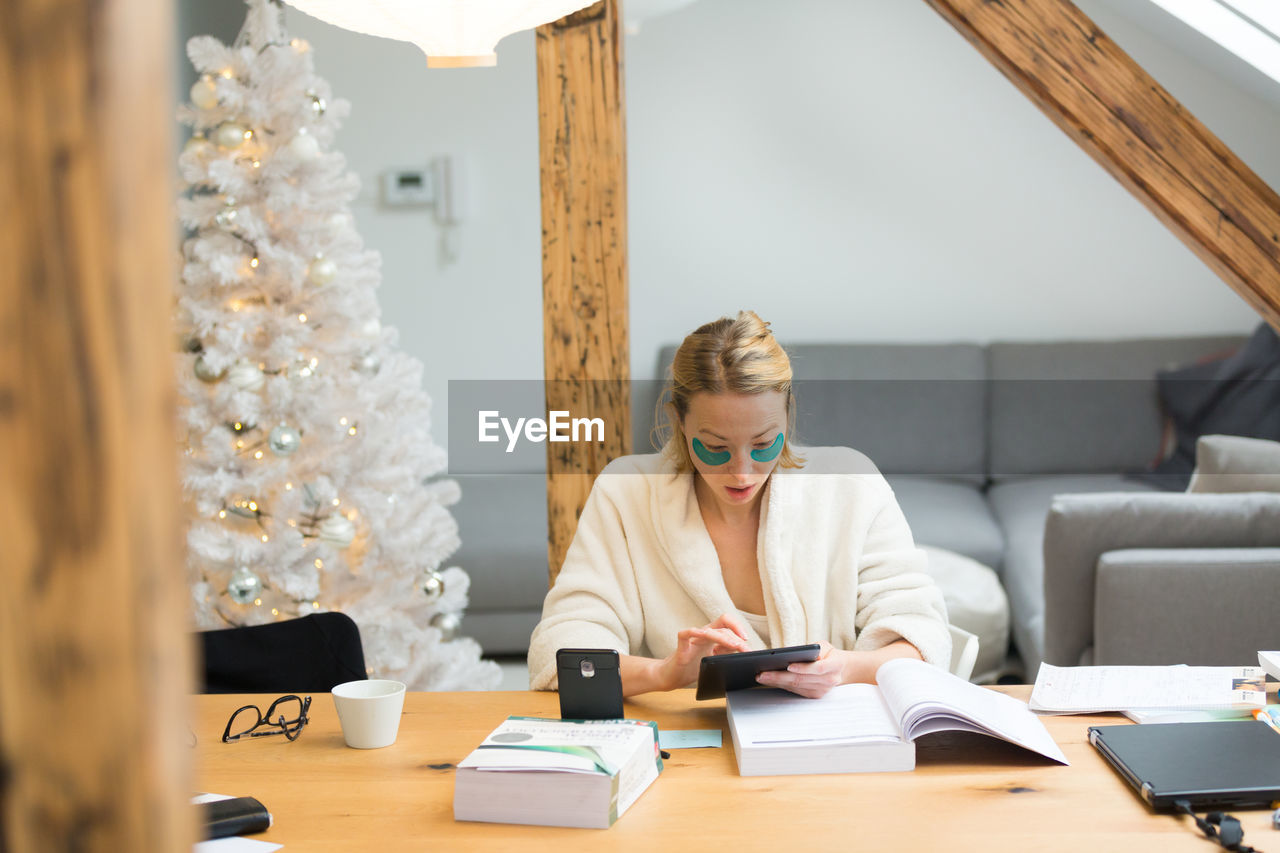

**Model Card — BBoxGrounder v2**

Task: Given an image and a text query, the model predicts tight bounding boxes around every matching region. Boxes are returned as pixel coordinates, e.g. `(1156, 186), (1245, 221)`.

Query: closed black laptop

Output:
(1089, 721), (1280, 811)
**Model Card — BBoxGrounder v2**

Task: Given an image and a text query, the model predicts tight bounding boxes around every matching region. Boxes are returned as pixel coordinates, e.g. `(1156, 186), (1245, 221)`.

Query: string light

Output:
(218, 68), (233, 79)
(248, 501), (258, 512)
(234, 422), (246, 431)
(298, 313), (307, 323)
(287, 519), (297, 527)
(271, 608), (280, 616)
(253, 597), (262, 606)
(252, 160), (261, 169)
(250, 256), (259, 268)
(314, 559), (323, 569)
(218, 510), (227, 519)
(312, 601), (320, 610)
(254, 450), (264, 459)
(347, 426), (357, 436)
(339, 417), (349, 426)
(331, 498), (341, 506)
(244, 130), (254, 141)
(285, 482), (294, 490)
(236, 440), (245, 448)
(260, 534), (269, 542)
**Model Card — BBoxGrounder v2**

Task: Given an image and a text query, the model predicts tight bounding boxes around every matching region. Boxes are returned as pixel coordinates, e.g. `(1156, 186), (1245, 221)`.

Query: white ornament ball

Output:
(356, 352), (381, 375)
(307, 257), (337, 286)
(190, 76), (219, 110)
(317, 515), (355, 548)
(227, 361), (265, 392)
(360, 318), (382, 339)
(194, 355), (225, 383)
(227, 566), (261, 605)
(430, 611), (462, 641)
(214, 122), (248, 149)
(182, 135), (211, 157)
(288, 131), (320, 161)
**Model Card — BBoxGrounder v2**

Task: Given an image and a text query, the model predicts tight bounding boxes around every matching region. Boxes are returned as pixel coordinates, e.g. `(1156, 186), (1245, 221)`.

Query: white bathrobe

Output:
(527, 446), (951, 690)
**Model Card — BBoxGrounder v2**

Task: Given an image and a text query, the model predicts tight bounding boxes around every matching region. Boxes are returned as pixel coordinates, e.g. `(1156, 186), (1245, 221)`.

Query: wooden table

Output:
(194, 688), (1277, 851)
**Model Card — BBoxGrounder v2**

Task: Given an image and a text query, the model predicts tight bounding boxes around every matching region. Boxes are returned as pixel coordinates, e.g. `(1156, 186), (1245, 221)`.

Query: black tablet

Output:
(695, 644), (822, 700)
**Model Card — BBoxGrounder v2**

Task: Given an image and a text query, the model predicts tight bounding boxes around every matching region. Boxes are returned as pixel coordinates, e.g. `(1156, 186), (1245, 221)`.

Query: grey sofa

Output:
(451, 333), (1247, 677)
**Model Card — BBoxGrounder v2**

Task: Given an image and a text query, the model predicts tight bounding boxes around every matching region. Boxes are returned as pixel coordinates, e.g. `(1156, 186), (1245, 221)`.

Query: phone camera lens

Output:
(580, 660), (596, 678)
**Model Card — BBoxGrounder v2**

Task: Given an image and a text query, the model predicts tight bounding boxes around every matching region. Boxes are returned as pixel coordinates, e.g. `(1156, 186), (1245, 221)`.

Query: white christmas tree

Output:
(175, 0), (499, 690)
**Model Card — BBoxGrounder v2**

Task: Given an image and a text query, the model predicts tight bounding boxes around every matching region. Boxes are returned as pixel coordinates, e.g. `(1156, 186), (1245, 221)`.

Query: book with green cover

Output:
(453, 716), (663, 829)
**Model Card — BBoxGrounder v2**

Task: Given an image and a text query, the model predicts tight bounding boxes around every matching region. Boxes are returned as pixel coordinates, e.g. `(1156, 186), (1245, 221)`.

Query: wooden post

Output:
(924, 0), (1280, 331)
(536, 0), (631, 586)
(0, 0), (193, 849)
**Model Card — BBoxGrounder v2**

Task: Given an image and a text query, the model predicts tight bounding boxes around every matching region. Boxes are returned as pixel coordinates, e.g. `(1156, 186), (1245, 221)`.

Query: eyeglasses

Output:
(222, 695), (311, 743)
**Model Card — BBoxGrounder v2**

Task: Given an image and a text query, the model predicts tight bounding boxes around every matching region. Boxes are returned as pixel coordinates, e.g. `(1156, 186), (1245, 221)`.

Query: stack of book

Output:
(453, 716), (662, 829)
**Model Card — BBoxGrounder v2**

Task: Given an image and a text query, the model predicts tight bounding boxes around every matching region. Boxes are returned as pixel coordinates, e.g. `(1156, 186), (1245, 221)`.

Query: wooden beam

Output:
(536, 0), (631, 586)
(0, 0), (193, 849)
(924, 0), (1280, 330)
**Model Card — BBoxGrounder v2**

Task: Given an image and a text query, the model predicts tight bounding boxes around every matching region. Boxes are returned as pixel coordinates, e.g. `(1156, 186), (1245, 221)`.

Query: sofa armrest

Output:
(1093, 548), (1280, 665)
(1042, 492), (1280, 668)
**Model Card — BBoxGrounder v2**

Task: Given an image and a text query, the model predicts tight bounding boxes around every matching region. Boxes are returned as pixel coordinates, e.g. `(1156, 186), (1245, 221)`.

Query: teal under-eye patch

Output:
(750, 433), (784, 462)
(691, 437), (730, 466)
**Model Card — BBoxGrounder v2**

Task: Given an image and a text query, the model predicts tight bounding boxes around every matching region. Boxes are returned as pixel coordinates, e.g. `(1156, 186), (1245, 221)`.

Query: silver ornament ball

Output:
(421, 570), (446, 602)
(214, 205), (238, 231)
(268, 424), (301, 456)
(307, 91), (327, 116)
(430, 611), (462, 641)
(227, 566), (261, 605)
(356, 352), (381, 375)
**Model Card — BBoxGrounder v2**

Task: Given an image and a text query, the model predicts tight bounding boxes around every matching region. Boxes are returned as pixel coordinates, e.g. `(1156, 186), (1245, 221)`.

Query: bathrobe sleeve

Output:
(850, 488), (952, 668)
(526, 467), (648, 691)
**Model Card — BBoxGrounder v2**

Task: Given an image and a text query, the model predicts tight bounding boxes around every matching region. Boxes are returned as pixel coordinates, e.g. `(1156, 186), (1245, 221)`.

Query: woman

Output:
(528, 311), (950, 698)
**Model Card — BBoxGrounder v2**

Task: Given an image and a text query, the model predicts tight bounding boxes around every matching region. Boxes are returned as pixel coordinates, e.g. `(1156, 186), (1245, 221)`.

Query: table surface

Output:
(194, 687), (1279, 851)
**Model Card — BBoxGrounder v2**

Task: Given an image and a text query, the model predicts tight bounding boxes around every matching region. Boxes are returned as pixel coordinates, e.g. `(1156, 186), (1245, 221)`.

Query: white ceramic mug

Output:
(331, 679), (406, 749)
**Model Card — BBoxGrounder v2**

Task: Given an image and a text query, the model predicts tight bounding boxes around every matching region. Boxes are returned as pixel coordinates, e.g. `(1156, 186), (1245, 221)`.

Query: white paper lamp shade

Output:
(281, 0), (599, 67)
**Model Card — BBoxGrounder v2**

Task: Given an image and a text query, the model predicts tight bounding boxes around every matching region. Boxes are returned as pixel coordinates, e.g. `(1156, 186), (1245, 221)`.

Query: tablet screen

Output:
(695, 644), (821, 700)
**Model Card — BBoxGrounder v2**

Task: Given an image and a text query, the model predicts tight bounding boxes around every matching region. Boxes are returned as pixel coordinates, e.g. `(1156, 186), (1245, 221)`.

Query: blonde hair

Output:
(654, 311), (804, 473)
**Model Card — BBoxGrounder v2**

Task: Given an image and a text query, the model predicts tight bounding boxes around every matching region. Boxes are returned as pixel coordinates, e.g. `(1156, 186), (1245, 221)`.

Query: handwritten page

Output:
(1029, 664), (1267, 714)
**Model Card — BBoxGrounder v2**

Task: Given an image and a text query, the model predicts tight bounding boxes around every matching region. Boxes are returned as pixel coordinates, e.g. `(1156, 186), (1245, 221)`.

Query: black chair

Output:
(199, 612), (367, 693)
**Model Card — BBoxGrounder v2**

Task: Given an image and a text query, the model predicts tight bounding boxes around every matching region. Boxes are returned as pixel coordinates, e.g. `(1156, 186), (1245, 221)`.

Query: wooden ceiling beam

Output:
(924, 0), (1280, 330)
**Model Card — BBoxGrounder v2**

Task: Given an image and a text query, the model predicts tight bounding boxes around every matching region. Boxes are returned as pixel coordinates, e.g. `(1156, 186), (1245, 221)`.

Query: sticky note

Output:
(658, 729), (722, 749)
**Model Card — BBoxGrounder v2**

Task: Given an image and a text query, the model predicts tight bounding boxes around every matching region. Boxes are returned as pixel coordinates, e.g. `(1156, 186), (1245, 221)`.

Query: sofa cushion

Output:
(1093, 547), (1280, 666)
(920, 546), (1010, 683)
(885, 476), (1003, 569)
(986, 474), (1159, 675)
(987, 336), (1244, 477)
(1188, 435), (1280, 494)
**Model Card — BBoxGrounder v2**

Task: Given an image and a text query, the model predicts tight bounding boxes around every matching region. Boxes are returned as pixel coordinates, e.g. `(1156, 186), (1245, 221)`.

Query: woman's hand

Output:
(755, 641), (846, 698)
(654, 613), (751, 692)
(755, 639), (923, 699)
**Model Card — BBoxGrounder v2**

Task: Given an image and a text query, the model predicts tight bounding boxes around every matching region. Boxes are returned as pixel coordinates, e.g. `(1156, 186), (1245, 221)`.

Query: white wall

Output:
(256, 0), (1275, 443)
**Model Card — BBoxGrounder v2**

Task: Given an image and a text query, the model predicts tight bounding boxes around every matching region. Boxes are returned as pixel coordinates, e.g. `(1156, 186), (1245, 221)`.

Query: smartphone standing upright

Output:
(556, 648), (625, 720)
